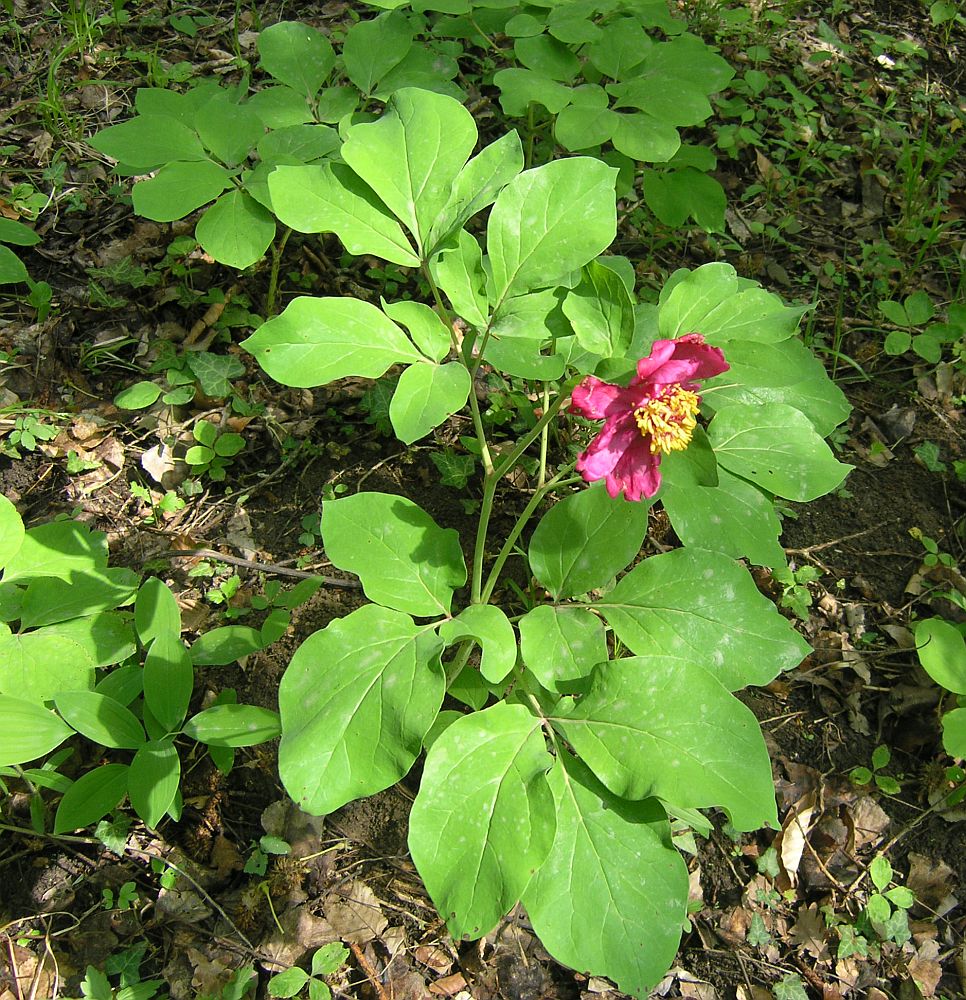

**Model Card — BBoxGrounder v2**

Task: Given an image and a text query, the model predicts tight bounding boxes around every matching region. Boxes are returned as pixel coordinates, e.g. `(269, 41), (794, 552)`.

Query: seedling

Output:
(185, 418), (246, 481)
(851, 744), (901, 794)
(267, 943), (348, 1000)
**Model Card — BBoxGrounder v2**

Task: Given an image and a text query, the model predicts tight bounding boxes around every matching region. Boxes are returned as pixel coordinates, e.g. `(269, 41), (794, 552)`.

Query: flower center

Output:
(633, 384), (700, 455)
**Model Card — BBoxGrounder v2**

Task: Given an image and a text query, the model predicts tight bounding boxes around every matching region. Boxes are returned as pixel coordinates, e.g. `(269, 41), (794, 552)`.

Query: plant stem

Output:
(481, 469), (579, 604)
(537, 381), (551, 489)
(265, 226), (292, 317)
(471, 387), (576, 604)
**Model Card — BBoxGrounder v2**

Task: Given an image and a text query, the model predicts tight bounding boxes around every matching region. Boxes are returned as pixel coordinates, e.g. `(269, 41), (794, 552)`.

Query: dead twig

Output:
(163, 548), (361, 586)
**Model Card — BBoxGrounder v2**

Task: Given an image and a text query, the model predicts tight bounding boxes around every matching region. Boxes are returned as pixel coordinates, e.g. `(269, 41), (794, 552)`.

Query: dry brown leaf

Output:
(777, 792), (817, 883)
(429, 972), (468, 996)
(907, 854), (958, 918)
(681, 981), (718, 999)
(717, 905), (751, 946)
(849, 794), (890, 849)
(324, 880), (388, 943)
(907, 939), (942, 996)
(416, 946), (454, 974)
(790, 903), (830, 962)
(209, 834), (244, 878)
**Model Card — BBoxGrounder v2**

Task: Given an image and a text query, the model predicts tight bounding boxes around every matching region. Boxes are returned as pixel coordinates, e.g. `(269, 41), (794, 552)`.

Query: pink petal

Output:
(608, 434), (663, 501)
(575, 414), (639, 482)
(570, 376), (639, 420)
(635, 334), (729, 388)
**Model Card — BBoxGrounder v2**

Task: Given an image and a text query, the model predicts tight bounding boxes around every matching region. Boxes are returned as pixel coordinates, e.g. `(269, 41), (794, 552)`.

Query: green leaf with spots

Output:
(597, 547), (810, 690)
(279, 605), (444, 814)
(321, 493), (466, 618)
(519, 605), (607, 693)
(409, 703), (555, 939)
(708, 403), (852, 502)
(438, 604), (517, 684)
(523, 754), (688, 996)
(553, 655), (779, 830)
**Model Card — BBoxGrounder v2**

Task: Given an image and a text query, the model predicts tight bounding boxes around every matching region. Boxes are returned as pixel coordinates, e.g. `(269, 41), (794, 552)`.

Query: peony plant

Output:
(241, 88), (852, 994)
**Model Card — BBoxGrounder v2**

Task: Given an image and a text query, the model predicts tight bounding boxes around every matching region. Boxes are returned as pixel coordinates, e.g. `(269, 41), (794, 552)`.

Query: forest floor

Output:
(0, 1), (964, 999)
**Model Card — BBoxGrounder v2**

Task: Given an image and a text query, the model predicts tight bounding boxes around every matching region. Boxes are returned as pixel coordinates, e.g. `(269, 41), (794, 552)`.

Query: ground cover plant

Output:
(0, 1), (964, 998)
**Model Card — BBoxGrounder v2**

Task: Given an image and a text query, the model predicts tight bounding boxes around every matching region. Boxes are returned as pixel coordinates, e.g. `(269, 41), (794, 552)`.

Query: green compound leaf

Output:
(89, 115), (207, 172)
(55, 690), (146, 749)
(488, 158), (617, 302)
(429, 229), (489, 329)
(0, 695), (73, 765)
(529, 485), (650, 599)
(0, 493), (24, 568)
(194, 91), (265, 167)
(493, 68), (573, 117)
(342, 89), (477, 257)
(523, 754), (688, 996)
(427, 131), (524, 253)
(241, 296), (422, 389)
(438, 604), (517, 684)
(257, 21), (335, 97)
(661, 454), (785, 569)
(54, 763), (129, 834)
(279, 605), (444, 815)
(132, 160), (231, 223)
(183, 704), (281, 747)
(563, 258), (634, 357)
(321, 493), (465, 617)
(128, 739), (180, 829)
(268, 163), (419, 266)
(519, 605), (607, 693)
(342, 10), (413, 95)
(0, 632), (95, 703)
(658, 263), (808, 344)
(389, 362), (472, 444)
(708, 403), (852, 502)
(382, 300), (452, 362)
(554, 655), (779, 831)
(642, 167), (726, 231)
(597, 548), (811, 690)
(915, 618), (966, 695)
(196, 190), (275, 270)
(408, 703), (555, 940)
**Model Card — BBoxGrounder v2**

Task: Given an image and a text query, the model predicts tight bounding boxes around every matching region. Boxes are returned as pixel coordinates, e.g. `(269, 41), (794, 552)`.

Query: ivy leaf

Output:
(278, 605), (444, 815)
(487, 158), (617, 302)
(241, 296), (422, 389)
(321, 493), (466, 617)
(597, 547), (810, 690)
(184, 352), (245, 398)
(523, 754), (688, 996)
(429, 448), (475, 488)
(708, 403), (852, 502)
(408, 703), (555, 939)
(554, 655), (779, 831)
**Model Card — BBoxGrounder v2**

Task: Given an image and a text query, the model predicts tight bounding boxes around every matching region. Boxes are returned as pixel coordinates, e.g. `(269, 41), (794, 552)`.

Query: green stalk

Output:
(470, 387), (576, 604)
(265, 226), (292, 317)
(481, 470), (580, 604)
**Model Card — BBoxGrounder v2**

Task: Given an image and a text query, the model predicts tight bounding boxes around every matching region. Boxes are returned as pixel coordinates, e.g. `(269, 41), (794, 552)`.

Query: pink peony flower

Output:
(568, 333), (729, 501)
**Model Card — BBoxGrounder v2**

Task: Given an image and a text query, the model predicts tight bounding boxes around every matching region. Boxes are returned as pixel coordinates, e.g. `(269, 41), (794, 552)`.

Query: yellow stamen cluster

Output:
(633, 384), (700, 455)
